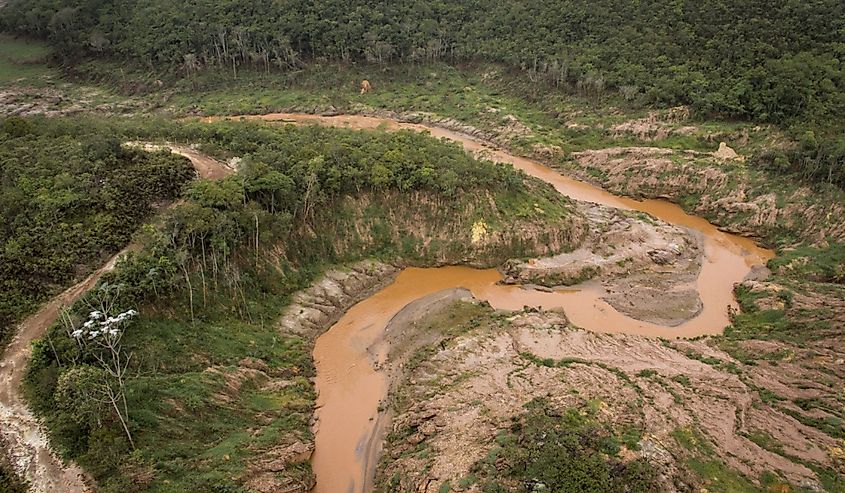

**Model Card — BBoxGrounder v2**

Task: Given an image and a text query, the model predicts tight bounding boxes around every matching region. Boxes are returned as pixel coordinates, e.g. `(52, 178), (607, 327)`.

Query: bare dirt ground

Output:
(365, 288), (476, 491)
(378, 305), (844, 493)
(610, 107), (698, 142)
(502, 203), (703, 326)
(4, 105), (837, 493)
(124, 142), (238, 179)
(0, 148), (233, 492)
(0, 87), (148, 117)
(569, 147), (845, 244)
(278, 260), (400, 342)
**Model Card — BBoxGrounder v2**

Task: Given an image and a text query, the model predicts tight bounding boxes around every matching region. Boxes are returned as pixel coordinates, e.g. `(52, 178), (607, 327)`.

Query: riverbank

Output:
(1, 36), (843, 493)
(376, 301), (845, 493)
(9, 119), (584, 492)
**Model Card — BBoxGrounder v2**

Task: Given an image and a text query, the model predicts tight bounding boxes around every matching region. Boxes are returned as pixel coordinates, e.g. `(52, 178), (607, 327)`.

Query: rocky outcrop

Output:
(611, 108), (697, 142)
(712, 141), (741, 161)
(502, 203), (703, 326)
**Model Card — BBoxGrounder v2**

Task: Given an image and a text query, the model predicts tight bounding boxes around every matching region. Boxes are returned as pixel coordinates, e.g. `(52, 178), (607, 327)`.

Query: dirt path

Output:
(124, 142), (236, 179)
(0, 146), (232, 492)
(0, 252), (125, 493)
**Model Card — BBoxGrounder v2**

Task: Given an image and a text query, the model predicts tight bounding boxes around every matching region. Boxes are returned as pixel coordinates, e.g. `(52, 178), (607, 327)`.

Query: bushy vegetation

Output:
(89, 118), (573, 308)
(20, 116), (577, 491)
(0, 116), (194, 346)
(754, 132), (845, 191)
(723, 243), (845, 350)
(474, 397), (656, 492)
(768, 243), (845, 285)
(2, 0), (843, 126)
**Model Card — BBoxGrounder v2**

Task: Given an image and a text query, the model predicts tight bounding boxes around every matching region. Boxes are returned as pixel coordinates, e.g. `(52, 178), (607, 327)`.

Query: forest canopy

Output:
(1, 0), (843, 125)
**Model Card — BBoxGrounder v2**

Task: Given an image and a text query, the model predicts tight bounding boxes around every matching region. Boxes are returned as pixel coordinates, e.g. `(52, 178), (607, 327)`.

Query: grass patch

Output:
(0, 35), (54, 85)
(473, 397), (656, 492)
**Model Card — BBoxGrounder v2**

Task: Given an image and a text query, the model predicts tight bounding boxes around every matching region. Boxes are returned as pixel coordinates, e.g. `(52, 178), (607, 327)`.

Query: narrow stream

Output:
(209, 113), (774, 493)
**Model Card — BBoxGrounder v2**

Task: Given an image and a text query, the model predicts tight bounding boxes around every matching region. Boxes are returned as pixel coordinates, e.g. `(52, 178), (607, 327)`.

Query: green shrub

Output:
(475, 397), (656, 492)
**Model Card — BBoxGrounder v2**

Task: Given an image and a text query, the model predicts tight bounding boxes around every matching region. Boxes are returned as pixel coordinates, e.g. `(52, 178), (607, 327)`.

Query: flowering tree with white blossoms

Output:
(60, 282), (138, 449)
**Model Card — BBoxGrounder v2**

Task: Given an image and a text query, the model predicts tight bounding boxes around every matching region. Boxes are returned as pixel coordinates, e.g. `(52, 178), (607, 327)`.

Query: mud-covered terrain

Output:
(377, 302), (844, 493)
(503, 203), (703, 326)
(0, 87), (149, 117)
(567, 147), (845, 245)
(278, 260), (400, 343)
(1, 100), (841, 493)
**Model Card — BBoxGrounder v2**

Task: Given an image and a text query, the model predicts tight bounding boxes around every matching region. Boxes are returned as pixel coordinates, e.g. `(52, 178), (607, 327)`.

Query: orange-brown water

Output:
(208, 113), (774, 493)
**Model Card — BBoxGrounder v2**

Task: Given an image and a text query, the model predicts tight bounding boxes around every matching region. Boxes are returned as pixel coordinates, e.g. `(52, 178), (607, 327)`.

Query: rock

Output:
(261, 441), (314, 472)
(743, 265), (772, 282)
(713, 142), (740, 160)
(320, 105), (341, 116)
(647, 249), (675, 265)
(407, 434), (425, 445)
(525, 284), (553, 293)
(239, 357), (270, 373)
(247, 472), (315, 493)
(638, 438), (673, 465)
(284, 441), (314, 464)
(419, 421), (438, 436)
(798, 479), (824, 492)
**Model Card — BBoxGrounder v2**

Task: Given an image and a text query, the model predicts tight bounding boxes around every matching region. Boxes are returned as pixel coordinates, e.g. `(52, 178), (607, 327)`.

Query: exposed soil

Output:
(0, 148), (232, 492)
(3, 110), (796, 493)
(313, 187), (585, 269)
(569, 146), (845, 244)
(503, 203), (704, 326)
(0, 87), (148, 117)
(378, 305), (842, 492)
(610, 107), (697, 142)
(124, 141), (237, 180)
(311, 284), (475, 493)
(278, 260), (401, 343)
(226, 113), (772, 336)
(204, 113), (779, 493)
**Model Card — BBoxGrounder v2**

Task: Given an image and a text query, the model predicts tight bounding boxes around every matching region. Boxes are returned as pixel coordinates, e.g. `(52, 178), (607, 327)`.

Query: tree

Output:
(61, 283), (138, 449)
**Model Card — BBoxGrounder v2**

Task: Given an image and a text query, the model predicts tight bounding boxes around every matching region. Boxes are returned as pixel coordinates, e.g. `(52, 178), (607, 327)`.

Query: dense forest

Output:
(2, 0), (843, 125)
(0, 117), (194, 345)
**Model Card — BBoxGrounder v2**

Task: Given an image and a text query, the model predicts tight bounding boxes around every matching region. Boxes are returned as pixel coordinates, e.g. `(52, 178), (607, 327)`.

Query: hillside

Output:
(9, 117), (582, 492)
(1, 2), (844, 493)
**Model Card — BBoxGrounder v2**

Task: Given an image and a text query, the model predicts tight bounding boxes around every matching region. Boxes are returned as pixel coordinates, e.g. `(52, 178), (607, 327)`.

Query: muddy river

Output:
(210, 113), (774, 493)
